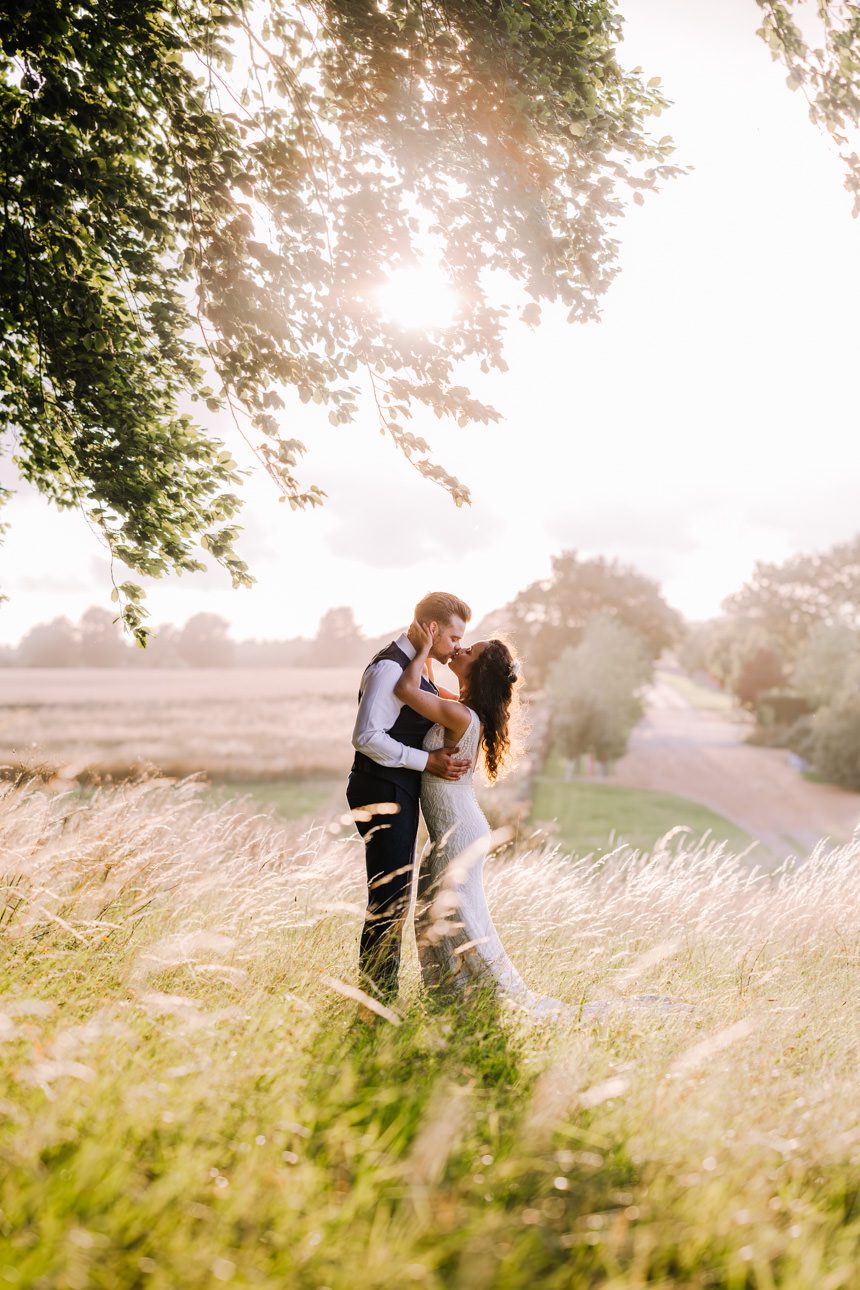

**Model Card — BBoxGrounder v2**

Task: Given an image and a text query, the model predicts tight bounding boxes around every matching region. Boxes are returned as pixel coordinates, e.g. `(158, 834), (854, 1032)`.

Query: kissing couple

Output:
(346, 590), (568, 1021)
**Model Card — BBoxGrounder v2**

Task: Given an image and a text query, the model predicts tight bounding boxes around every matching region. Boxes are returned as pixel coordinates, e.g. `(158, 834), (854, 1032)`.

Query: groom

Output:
(347, 592), (472, 1004)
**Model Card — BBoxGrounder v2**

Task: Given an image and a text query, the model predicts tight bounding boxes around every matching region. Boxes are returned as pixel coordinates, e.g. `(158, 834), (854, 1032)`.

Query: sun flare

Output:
(375, 267), (459, 330)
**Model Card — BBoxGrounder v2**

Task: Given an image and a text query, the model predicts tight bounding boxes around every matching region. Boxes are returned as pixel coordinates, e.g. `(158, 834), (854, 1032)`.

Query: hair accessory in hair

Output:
(508, 658), (521, 682)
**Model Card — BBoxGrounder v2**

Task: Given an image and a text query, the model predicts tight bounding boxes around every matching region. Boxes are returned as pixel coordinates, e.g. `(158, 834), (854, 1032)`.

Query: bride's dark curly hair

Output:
(461, 639), (521, 782)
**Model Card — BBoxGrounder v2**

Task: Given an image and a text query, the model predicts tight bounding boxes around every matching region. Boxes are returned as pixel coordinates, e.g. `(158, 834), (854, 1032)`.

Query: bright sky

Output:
(2, 0), (859, 646)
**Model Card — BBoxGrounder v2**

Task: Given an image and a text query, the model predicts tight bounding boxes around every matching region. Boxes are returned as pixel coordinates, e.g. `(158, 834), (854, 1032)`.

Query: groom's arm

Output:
(352, 661), (429, 771)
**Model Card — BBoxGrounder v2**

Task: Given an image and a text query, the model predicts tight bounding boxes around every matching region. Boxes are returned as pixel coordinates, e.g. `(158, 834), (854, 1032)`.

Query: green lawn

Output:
(68, 776), (345, 823)
(658, 668), (736, 712)
(532, 760), (758, 858)
(205, 776), (344, 821)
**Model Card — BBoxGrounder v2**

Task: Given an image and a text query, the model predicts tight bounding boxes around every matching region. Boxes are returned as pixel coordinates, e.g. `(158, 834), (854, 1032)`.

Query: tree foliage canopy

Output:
(679, 616), (790, 701)
(547, 611), (652, 765)
(721, 532), (860, 654)
(498, 548), (683, 683)
(1, 0), (678, 642)
(792, 619), (860, 708)
(757, 0), (860, 214)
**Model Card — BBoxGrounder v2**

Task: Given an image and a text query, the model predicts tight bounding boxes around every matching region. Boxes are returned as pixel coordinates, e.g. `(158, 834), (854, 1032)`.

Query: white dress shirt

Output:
(352, 632), (432, 771)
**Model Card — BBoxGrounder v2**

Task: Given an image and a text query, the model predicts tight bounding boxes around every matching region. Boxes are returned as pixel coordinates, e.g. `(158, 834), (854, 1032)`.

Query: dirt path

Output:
(606, 674), (860, 865)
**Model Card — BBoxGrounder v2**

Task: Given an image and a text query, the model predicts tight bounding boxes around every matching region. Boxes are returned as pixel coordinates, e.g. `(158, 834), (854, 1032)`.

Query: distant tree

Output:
(678, 618), (747, 688)
(234, 636), (311, 667)
(17, 616), (79, 666)
(734, 644), (786, 711)
(777, 585), (860, 781)
(697, 619), (747, 691)
(362, 627), (404, 660)
(78, 605), (129, 667)
(128, 623), (184, 668)
(177, 614), (235, 668)
(677, 620), (714, 680)
(721, 533), (860, 657)
(314, 607), (365, 667)
(791, 621), (860, 710)
(0, 1), (678, 644)
(547, 613), (652, 769)
(500, 550), (683, 684)
(552, 695), (616, 768)
(678, 615), (790, 708)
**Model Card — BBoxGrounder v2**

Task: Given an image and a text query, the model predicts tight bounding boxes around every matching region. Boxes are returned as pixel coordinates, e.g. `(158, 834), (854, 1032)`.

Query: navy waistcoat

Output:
(350, 641), (438, 798)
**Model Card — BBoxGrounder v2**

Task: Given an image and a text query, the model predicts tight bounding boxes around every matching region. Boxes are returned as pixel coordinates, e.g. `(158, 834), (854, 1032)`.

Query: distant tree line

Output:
(12, 533), (860, 789)
(0, 605), (390, 669)
(679, 532), (860, 791)
(1, 547), (687, 776)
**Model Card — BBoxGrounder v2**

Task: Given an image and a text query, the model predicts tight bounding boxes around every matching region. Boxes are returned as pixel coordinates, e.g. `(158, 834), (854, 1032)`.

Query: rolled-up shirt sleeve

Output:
(352, 660), (429, 771)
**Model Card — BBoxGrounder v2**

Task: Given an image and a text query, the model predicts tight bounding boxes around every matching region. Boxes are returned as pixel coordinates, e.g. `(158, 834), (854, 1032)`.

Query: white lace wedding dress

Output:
(417, 708), (568, 1019)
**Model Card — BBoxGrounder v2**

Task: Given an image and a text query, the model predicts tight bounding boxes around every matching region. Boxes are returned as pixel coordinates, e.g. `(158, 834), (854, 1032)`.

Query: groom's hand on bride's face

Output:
(426, 747), (471, 780)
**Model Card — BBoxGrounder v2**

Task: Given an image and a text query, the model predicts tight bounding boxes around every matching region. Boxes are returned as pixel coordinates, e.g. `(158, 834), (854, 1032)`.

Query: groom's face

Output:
(430, 615), (467, 663)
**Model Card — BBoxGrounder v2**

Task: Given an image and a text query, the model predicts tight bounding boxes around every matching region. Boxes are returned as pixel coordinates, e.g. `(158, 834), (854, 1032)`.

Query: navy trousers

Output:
(346, 770), (420, 1002)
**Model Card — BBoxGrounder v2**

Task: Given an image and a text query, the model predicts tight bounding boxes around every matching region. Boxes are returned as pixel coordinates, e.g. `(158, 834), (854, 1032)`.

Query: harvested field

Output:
(0, 668), (358, 782)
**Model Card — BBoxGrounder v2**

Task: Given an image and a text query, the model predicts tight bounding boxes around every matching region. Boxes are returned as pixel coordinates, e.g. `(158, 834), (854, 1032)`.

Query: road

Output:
(606, 674), (860, 865)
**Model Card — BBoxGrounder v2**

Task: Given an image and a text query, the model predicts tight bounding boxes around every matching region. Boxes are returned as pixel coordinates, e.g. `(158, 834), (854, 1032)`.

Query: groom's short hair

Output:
(414, 592), (472, 625)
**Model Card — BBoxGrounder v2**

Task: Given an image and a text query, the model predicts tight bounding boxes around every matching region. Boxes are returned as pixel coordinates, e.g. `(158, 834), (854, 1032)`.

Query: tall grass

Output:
(1, 779), (858, 1287)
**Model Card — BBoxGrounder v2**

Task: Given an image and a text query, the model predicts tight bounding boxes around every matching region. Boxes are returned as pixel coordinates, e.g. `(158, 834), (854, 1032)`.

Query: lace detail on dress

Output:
(416, 709), (564, 1017)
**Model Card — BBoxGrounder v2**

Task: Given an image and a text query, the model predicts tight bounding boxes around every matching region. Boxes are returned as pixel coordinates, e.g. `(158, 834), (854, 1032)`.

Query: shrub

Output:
(792, 622), (860, 709)
(756, 689), (814, 727)
(811, 697), (860, 790)
(784, 714), (818, 762)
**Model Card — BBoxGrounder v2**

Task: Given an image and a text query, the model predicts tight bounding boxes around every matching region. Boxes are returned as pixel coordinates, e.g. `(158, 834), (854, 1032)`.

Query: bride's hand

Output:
(413, 620), (434, 655)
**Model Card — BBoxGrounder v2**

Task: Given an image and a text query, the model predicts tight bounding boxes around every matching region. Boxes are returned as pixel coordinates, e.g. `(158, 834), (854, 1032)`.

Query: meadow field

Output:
(0, 666), (540, 841)
(0, 667), (754, 856)
(0, 668), (359, 784)
(1, 775), (858, 1288)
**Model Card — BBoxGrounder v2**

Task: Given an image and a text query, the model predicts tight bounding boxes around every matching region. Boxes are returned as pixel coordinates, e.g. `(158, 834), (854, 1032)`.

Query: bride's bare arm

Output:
(395, 623), (471, 740)
(421, 657), (459, 701)
(434, 683), (460, 701)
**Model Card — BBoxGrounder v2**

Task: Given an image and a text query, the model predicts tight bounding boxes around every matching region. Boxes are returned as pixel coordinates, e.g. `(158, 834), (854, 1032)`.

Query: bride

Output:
(394, 621), (568, 1019)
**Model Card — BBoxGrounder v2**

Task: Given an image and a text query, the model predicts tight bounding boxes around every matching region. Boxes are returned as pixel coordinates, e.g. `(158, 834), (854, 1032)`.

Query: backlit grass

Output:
(1, 777), (857, 1288)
